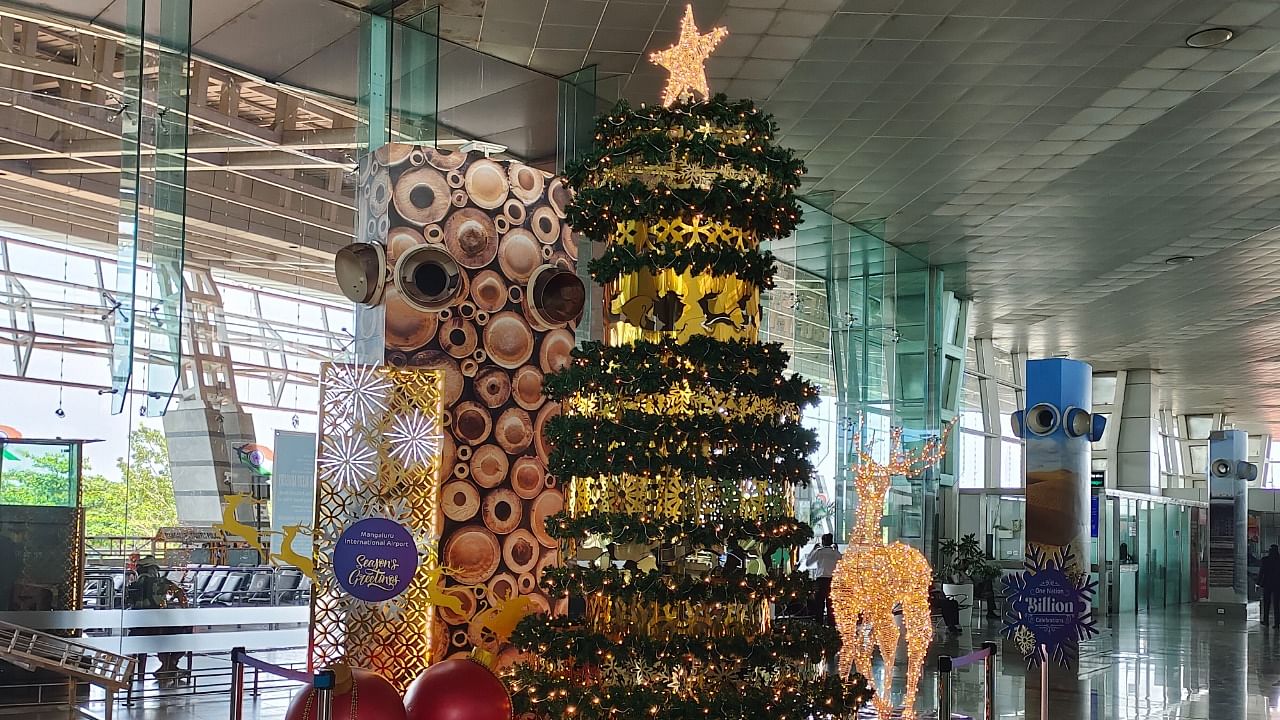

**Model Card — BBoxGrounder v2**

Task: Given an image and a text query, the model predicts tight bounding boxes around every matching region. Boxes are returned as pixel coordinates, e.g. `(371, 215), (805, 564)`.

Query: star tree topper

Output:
(649, 4), (728, 107)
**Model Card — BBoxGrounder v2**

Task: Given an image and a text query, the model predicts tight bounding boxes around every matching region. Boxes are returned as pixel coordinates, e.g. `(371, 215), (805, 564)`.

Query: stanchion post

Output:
(1039, 645), (1049, 720)
(982, 641), (997, 720)
(313, 669), (336, 720)
(937, 655), (953, 720)
(229, 647), (246, 720)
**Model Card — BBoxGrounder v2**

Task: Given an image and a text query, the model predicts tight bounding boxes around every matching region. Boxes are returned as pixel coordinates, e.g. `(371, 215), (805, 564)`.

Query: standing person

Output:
(803, 533), (842, 625)
(1258, 544), (1280, 627)
(126, 556), (188, 686)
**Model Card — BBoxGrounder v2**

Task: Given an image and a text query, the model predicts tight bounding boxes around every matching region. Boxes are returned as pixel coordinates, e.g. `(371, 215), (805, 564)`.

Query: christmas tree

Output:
(506, 7), (871, 718)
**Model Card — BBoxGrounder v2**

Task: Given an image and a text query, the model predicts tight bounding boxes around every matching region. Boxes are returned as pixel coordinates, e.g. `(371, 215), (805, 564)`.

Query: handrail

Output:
(937, 640), (997, 720)
(0, 619), (136, 720)
(229, 647), (328, 720)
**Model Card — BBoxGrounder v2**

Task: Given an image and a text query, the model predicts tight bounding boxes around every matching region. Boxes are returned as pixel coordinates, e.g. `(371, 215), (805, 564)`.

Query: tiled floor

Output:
(9, 606), (1280, 719)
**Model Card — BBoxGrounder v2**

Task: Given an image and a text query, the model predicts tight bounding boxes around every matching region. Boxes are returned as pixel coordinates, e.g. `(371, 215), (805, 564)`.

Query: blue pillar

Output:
(1014, 359), (1105, 570)
(1013, 358), (1105, 719)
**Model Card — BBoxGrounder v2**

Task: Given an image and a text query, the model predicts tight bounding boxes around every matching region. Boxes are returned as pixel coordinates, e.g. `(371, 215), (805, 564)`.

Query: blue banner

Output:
(271, 430), (317, 560)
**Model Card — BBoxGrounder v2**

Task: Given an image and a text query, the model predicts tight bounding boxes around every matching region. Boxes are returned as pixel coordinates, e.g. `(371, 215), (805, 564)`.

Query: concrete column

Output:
(1115, 369), (1159, 493)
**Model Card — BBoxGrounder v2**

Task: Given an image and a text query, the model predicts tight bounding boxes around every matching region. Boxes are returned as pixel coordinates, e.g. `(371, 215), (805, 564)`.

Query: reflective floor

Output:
(8, 606), (1280, 719)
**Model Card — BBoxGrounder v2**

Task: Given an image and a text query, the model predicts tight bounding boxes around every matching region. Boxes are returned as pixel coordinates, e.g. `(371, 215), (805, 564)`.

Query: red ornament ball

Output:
(404, 659), (511, 720)
(284, 667), (406, 720)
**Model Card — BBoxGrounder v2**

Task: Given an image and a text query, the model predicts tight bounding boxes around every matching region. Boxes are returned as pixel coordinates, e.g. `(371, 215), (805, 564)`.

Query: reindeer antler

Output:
(849, 421), (953, 544)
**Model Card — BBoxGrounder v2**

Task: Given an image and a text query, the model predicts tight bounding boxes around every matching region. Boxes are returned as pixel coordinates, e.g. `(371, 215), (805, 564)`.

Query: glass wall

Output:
(0, 0), (605, 707)
(766, 201), (959, 553)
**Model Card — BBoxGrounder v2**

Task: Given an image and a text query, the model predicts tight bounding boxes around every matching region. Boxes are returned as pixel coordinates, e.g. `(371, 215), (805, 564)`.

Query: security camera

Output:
(528, 265), (586, 326)
(54, 407), (65, 418)
(335, 243), (387, 305)
(395, 244), (463, 312)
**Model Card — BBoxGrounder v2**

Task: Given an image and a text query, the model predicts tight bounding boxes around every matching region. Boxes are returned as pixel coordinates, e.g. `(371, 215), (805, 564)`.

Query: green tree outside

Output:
(0, 427), (178, 537)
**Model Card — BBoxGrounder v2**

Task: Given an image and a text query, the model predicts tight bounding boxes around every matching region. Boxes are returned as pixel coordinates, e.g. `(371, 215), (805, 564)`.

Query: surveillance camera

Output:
(54, 407), (65, 418)
(334, 243), (387, 305)
(395, 245), (463, 312)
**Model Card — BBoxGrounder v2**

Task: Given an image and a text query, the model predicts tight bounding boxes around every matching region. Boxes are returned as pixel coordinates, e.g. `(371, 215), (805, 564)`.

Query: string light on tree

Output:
(504, 2), (871, 715)
(649, 4), (728, 107)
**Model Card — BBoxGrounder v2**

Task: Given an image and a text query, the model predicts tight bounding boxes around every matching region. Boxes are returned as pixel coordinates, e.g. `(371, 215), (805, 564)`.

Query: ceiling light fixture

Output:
(1186, 27), (1234, 48)
(1165, 255), (1195, 265)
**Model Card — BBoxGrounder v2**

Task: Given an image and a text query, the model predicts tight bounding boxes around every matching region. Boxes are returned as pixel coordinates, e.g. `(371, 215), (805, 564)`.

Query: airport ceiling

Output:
(15, 0), (1280, 429)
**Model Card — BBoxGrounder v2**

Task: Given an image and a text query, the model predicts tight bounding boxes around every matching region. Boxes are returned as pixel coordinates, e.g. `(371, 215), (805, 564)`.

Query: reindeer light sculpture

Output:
(831, 425), (949, 719)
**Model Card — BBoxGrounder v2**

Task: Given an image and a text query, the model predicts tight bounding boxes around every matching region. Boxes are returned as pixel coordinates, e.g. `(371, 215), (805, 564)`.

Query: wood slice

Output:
(524, 591), (550, 616)
(393, 166), (451, 227)
(539, 328), (575, 374)
(387, 226), (426, 265)
(562, 225), (579, 261)
(548, 177), (569, 219)
(510, 456), (545, 501)
(470, 270), (508, 312)
(438, 433), (456, 486)
(517, 573), (536, 595)
(508, 163), (545, 205)
(367, 171), (392, 216)
(503, 198), (527, 227)
(502, 528), (539, 574)
(512, 366), (544, 411)
(385, 287), (438, 351)
(494, 407), (533, 455)
(454, 401), (493, 445)
(531, 206), (560, 244)
(534, 403), (560, 464)
(444, 207), (498, 269)
(464, 158), (510, 210)
(470, 444), (509, 489)
(444, 525), (501, 585)
(374, 142), (413, 167)
(447, 170), (464, 188)
(475, 367), (512, 408)
(482, 487), (523, 535)
(486, 572), (518, 605)
(535, 548), (560, 585)
(424, 223), (444, 243)
(484, 312), (534, 370)
(530, 489), (564, 548)
(409, 352), (463, 406)
(442, 480), (480, 522)
(431, 620), (449, 662)
(439, 316), (478, 359)
(425, 147), (466, 171)
(498, 228), (542, 283)
(494, 215), (510, 234)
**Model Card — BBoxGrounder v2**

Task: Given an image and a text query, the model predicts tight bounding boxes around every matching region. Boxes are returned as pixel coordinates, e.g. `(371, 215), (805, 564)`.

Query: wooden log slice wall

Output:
(370, 145), (580, 664)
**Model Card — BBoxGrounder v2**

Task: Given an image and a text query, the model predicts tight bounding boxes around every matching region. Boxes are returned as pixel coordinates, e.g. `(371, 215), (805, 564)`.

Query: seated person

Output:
(929, 588), (962, 634)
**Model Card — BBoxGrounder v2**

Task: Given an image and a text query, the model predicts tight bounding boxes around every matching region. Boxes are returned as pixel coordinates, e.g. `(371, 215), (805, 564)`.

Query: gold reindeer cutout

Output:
(831, 425), (949, 720)
(271, 524), (316, 581)
(213, 494), (275, 554)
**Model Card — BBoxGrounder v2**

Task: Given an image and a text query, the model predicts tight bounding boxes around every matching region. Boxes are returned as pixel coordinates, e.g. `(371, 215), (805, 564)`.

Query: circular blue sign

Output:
(333, 517), (418, 602)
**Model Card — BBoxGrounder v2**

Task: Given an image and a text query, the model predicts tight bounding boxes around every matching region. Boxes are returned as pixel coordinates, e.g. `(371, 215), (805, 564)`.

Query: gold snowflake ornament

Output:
(649, 4), (728, 107)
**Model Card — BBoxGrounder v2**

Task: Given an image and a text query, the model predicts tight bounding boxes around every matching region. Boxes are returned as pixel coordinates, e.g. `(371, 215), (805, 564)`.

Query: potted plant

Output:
(936, 534), (997, 627)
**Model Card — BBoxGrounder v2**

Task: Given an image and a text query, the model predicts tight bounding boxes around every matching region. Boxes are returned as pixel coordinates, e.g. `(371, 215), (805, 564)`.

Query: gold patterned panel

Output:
(310, 363), (445, 691)
(585, 596), (769, 640)
(604, 218), (760, 345)
(567, 472), (792, 522)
